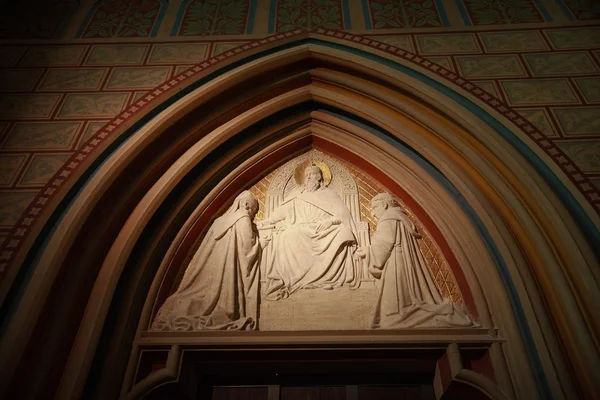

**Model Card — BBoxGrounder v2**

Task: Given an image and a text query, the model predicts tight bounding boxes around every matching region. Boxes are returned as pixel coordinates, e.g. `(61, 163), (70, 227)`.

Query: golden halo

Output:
(293, 160), (332, 186)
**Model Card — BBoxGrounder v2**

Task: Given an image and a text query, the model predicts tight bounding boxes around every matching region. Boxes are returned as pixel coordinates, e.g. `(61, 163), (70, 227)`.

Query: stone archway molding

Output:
(0, 30), (597, 400)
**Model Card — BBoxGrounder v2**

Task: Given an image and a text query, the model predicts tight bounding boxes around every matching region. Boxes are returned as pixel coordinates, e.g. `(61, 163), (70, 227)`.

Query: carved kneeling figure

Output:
(356, 193), (477, 329)
(152, 191), (262, 331)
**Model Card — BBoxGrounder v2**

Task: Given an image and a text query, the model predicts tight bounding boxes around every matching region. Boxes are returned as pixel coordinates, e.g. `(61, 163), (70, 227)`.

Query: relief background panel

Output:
(248, 151), (466, 308)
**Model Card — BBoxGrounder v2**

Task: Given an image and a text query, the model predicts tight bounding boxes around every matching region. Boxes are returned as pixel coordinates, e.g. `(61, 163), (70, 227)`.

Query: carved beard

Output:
(303, 178), (321, 192)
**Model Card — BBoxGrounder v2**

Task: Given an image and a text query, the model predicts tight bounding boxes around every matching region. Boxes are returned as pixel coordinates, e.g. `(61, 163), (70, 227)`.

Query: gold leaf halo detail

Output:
(293, 160), (332, 186)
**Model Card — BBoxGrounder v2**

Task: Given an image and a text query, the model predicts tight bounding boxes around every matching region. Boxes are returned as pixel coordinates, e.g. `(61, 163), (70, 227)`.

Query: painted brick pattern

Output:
(0, 41), (219, 251)
(0, 22), (599, 287)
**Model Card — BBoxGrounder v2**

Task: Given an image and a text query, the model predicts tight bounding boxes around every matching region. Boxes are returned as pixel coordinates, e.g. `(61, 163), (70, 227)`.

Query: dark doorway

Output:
(189, 349), (438, 400)
(210, 384), (434, 400)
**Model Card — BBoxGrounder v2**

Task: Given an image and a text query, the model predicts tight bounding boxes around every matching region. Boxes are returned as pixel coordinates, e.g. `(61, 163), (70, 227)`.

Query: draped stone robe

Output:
(263, 187), (360, 300)
(152, 208), (261, 331)
(364, 207), (477, 329)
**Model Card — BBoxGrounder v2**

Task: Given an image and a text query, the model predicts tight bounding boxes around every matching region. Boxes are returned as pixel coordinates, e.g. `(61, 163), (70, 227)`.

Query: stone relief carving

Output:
(152, 191), (261, 331)
(355, 193), (477, 329)
(151, 153), (476, 331)
(258, 164), (361, 301)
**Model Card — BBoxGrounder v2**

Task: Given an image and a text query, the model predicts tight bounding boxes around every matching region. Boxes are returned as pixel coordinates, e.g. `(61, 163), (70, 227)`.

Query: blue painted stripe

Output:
(55, 3), (80, 38)
(553, 0), (576, 20)
(151, 0), (169, 37)
(312, 40), (600, 259)
(534, 0), (553, 21)
(455, 0), (472, 26)
(246, 0), (257, 34)
(76, 0), (169, 38)
(75, 1), (99, 37)
(171, 0), (191, 36)
(320, 109), (553, 399)
(7, 38), (600, 400)
(361, 0), (372, 29)
(434, 0), (451, 27)
(342, 0), (352, 30)
(268, 0), (277, 34)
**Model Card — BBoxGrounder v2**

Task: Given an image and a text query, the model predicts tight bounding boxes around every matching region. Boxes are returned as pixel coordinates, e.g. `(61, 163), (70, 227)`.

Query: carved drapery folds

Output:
(152, 150), (474, 331)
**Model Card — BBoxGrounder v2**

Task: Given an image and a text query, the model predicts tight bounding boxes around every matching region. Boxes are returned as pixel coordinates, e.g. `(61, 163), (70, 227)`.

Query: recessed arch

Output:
(0, 31), (598, 400)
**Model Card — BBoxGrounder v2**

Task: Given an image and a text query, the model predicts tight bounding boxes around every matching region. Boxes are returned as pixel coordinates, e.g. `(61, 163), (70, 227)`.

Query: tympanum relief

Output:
(152, 151), (477, 331)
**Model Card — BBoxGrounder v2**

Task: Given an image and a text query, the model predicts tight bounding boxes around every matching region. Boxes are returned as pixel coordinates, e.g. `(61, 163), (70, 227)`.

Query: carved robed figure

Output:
(259, 164), (360, 300)
(357, 193), (477, 329)
(152, 191), (261, 331)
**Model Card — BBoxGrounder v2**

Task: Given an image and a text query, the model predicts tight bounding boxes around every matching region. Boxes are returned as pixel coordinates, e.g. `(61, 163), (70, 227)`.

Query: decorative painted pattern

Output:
(20, 46), (87, 67)
(0, 47), (27, 67)
(415, 33), (480, 54)
(213, 42), (248, 55)
(0, 29), (599, 302)
(86, 45), (150, 66)
(131, 92), (150, 104)
(574, 78), (600, 103)
(0, 123), (9, 136)
(460, 0), (545, 24)
(425, 56), (454, 71)
(147, 43), (209, 64)
(367, 0), (444, 28)
(0, 192), (36, 226)
(0, 1), (75, 39)
(518, 108), (558, 137)
(559, 0), (600, 20)
(478, 31), (548, 52)
(456, 55), (526, 78)
(2, 122), (81, 150)
(501, 79), (579, 105)
(57, 93), (129, 119)
(18, 154), (71, 187)
(174, 65), (195, 75)
(0, 155), (27, 186)
(78, 121), (110, 148)
(0, 95), (62, 120)
(553, 107), (600, 136)
(545, 27), (600, 49)
(474, 80), (500, 99)
(105, 67), (171, 89)
(78, 0), (165, 38)
(174, 0), (252, 36)
(524, 52), (599, 76)
(38, 68), (108, 91)
(0, 69), (44, 92)
(366, 35), (413, 51)
(275, 0), (346, 32)
(556, 140), (600, 172)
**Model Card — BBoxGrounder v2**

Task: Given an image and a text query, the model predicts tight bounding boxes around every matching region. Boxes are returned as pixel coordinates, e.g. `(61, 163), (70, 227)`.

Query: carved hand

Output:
(256, 220), (272, 229)
(368, 265), (382, 279)
(355, 247), (367, 258)
(259, 237), (271, 248)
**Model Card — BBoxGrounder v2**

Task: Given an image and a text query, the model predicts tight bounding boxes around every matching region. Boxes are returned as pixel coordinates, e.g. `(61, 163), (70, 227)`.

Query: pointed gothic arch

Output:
(0, 31), (598, 399)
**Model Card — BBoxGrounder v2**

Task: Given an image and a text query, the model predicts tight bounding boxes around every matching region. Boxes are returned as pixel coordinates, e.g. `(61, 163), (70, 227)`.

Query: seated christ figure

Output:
(259, 164), (360, 300)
